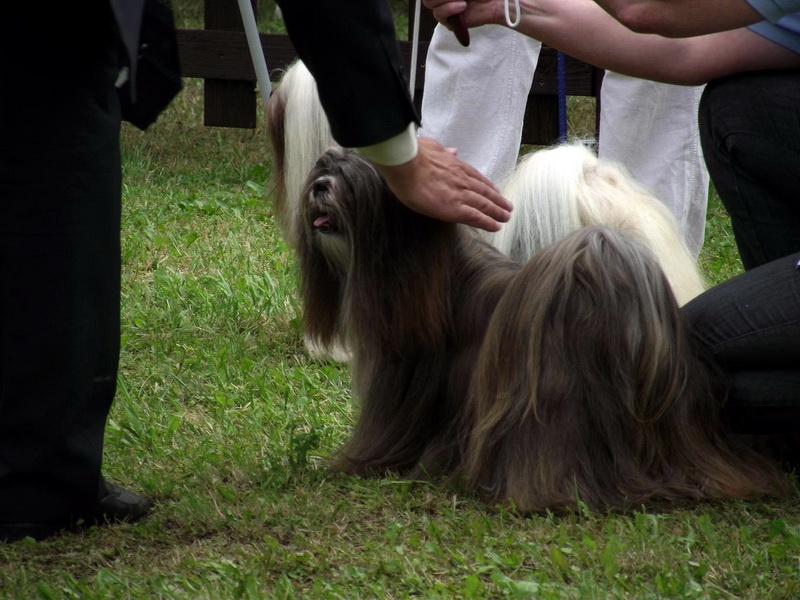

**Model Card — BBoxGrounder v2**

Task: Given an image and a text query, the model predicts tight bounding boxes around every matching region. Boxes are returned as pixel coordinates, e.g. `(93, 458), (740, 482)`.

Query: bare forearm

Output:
(505, 0), (710, 82)
(463, 0), (797, 85)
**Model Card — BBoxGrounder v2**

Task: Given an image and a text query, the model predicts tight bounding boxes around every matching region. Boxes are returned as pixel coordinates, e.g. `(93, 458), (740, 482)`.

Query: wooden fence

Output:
(175, 0), (602, 145)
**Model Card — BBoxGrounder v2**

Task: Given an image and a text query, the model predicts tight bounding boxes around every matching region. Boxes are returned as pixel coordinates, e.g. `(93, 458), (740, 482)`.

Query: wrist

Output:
(355, 124), (418, 166)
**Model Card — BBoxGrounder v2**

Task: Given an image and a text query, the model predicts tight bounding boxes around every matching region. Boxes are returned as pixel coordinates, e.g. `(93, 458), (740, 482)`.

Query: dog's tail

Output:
(266, 59), (338, 239)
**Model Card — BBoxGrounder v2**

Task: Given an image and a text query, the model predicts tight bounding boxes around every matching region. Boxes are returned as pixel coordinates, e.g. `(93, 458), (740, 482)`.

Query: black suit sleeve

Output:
(276, 0), (420, 148)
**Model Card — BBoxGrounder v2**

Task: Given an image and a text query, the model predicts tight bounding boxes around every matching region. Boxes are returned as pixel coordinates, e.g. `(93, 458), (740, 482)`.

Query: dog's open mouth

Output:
(308, 176), (340, 234)
(310, 207), (338, 234)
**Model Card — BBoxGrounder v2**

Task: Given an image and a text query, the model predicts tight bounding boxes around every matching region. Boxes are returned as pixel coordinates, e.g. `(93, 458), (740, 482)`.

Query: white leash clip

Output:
(505, 0), (522, 27)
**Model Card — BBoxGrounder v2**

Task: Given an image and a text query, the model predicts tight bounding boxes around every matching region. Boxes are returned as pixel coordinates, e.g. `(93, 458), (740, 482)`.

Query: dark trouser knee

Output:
(699, 70), (800, 270)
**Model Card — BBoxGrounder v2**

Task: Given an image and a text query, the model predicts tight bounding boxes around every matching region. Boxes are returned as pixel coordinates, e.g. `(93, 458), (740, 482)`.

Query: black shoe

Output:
(91, 479), (152, 525)
(0, 522), (65, 543)
(0, 481), (152, 543)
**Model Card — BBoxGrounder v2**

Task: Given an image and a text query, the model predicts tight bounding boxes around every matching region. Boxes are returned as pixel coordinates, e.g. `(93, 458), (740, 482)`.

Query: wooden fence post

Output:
(203, 0), (257, 128)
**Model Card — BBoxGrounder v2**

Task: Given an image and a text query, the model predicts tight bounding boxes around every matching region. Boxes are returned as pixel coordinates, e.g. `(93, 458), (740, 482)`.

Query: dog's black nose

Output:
(313, 178), (330, 196)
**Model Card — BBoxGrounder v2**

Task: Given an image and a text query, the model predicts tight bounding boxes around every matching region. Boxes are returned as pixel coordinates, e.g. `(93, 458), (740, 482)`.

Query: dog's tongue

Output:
(314, 215), (331, 228)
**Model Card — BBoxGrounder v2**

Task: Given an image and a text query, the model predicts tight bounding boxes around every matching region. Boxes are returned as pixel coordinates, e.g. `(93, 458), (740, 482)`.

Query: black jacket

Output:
(112, 0), (182, 130)
(277, 0), (420, 148)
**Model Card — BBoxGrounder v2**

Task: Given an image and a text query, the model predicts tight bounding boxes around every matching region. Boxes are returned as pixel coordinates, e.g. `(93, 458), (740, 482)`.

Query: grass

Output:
(2, 3), (797, 598)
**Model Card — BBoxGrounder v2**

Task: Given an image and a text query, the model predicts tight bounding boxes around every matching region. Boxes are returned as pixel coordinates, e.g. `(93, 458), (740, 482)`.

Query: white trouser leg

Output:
(598, 72), (709, 256)
(418, 24), (542, 186)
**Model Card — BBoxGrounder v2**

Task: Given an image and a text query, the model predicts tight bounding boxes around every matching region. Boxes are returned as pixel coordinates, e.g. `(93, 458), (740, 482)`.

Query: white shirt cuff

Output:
(354, 123), (418, 166)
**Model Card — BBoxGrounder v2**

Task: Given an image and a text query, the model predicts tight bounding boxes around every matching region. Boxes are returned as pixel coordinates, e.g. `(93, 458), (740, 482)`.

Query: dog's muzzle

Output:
(309, 176), (338, 234)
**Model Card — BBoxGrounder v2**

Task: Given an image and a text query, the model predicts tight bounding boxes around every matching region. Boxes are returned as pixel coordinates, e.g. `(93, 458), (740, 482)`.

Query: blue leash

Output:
(557, 51), (568, 142)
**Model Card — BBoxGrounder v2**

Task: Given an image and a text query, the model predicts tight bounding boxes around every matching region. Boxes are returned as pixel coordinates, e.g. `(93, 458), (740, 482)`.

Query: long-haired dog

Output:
(266, 60), (705, 312)
(266, 60), (346, 361)
(296, 147), (787, 513)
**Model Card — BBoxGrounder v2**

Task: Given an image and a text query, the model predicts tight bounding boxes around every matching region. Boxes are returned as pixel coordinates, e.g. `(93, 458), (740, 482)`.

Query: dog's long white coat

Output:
(493, 144), (706, 305)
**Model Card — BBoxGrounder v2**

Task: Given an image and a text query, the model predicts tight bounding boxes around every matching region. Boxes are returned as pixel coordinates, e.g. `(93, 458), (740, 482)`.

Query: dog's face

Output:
(298, 148), (384, 273)
(294, 147), (399, 349)
(297, 148), (400, 275)
(296, 148), (460, 355)
(303, 167), (350, 273)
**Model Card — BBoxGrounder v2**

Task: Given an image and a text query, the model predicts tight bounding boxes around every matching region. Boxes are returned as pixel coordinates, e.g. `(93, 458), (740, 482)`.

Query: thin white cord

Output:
(410, 0), (422, 100)
(236, 0), (272, 105)
(505, 0), (521, 27)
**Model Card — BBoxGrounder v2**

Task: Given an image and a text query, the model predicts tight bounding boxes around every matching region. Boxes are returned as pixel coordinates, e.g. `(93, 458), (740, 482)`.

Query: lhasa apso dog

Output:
(266, 60), (706, 362)
(294, 147), (786, 512)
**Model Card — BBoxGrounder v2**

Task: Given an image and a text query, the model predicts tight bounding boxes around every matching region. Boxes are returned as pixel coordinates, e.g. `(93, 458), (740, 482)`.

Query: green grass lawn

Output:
(2, 6), (799, 597)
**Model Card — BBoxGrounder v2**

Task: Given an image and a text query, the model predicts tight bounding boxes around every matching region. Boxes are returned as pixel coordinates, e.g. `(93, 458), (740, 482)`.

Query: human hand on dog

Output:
(373, 137), (512, 232)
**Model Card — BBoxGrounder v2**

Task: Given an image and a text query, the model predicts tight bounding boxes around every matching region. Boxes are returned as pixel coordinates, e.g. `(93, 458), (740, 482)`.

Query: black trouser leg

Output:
(0, 5), (121, 523)
(699, 69), (800, 270)
(683, 252), (800, 434)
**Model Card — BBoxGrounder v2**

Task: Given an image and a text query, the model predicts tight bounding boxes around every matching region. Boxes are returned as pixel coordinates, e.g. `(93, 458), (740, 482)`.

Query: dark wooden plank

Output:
(205, 0), (244, 29)
(202, 0), (256, 128)
(177, 30), (431, 86)
(533, 48), (599, 96)
(177, 31), (598, 97)
(177, 31), (309, 81)
(176, 6), (601, 137)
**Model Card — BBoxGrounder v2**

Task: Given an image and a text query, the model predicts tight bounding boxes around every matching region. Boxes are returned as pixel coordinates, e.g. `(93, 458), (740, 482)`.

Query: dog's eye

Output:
(313, 179), (330, 196)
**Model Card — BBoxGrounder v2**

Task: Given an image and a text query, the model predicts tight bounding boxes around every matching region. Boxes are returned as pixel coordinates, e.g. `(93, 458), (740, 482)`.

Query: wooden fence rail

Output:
(175, 0), (602, 145)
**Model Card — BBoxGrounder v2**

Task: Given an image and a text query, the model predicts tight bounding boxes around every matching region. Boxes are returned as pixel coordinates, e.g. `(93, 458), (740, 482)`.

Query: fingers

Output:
(463, 179), (513, 219)
(423, 0), (501, 29)
(459, 208), (502, 232)
(474, 186), (514, 223)
(418, 172), (511, 232)
(418, 136), (513, 227)
(423, 0), (467, 23)
(375, 137), (513, 231)
(457, 184), (513, 232)
(448, 13), (471, 46)
(448, 152), (514, 215)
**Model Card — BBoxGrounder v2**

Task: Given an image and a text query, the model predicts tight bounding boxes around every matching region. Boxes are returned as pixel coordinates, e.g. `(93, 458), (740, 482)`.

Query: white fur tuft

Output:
(493, 142), (706, 305)
(276, 60), (339, 238)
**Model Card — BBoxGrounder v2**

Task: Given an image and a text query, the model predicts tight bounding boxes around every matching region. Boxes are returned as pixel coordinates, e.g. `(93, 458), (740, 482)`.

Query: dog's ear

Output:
(342, 165), (459, 355)
(296, 234), (345, 349)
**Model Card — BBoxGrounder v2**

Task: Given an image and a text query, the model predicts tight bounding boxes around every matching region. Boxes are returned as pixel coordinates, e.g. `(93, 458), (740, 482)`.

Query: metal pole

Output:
(236, 0), (272, 106)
